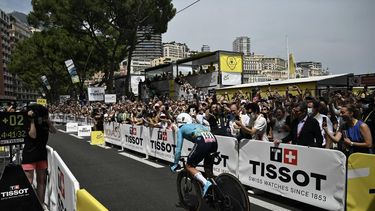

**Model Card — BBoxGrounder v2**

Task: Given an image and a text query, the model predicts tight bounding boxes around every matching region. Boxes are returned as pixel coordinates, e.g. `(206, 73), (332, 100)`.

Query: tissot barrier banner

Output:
(52, 151), (80, 211)
(88, 87), (105, 101)
(104, 122), (122, 146)
(121, 124), (147, 154)
(238, 140), (346, 211)
(146, 128), (176, 162)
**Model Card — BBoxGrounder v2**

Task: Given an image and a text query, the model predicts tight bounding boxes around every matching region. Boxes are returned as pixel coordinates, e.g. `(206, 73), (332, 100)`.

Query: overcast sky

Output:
(1, 0), (374, 74)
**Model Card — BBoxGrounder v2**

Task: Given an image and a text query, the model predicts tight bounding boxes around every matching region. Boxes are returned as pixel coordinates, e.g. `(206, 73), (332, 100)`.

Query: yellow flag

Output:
(289, 53), (296, 78)
(220, 54), (243, 73)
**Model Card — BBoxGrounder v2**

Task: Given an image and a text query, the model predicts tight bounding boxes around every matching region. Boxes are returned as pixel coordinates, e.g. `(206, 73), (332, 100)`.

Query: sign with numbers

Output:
(0, 112), (28, 146)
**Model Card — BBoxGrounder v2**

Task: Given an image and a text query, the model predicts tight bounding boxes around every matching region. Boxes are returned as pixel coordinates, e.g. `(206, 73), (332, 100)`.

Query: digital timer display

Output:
(0, 112), (28, 146)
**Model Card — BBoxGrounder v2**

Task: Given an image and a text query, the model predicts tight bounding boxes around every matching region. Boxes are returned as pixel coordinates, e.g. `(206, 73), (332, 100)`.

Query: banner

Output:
(66, 123), (78, 133)
(45, 146), (58, 211)
(52, 151), (80, 211)
(88, 87), (105, 102)
(37, 98), (47, 106)
(347, 153), (375, 211)
(104, 94), (116, 103)
(221, 72), (241, 86)
(0, 164), (43, 211)
(65, 59), (80, 84)
(0, 112), (28, 146)
(78, 126), (92, 137)
(219, 54), (242, 73)
(41, 75), (51, 90)
(121, 124), (146, 154)
(91, 131), (105, 145)
(146, 128), (176, 162)
(238, 140), (346, 211)
(104, 122), (122, 146)
(76, 189), (108, 211)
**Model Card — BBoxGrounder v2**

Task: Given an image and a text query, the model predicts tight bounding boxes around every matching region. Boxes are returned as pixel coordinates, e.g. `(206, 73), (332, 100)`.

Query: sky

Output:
(1, 0), (374, 74)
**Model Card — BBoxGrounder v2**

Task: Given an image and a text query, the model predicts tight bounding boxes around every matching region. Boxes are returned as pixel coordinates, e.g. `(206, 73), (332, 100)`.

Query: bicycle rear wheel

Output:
(177, 170), (202, 211)
(214, 173), (250, 211)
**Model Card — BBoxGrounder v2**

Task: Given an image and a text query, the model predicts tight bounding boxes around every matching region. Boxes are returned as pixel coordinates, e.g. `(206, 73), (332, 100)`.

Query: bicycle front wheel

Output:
(214, 173), (250, 211)
(177, 170), (202, 211)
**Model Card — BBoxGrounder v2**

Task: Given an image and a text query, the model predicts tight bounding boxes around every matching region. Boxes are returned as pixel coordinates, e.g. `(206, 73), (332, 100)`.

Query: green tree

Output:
(8, 28), (101, 102)
(28, 0), (175, 96)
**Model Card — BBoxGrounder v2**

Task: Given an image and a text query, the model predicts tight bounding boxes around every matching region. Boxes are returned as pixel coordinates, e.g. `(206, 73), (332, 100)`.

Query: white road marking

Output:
(347, 168), (370, 179)
(69, 134), (84, 140)
(58, 129), (66, 133)
(248, 195), (292, 211)
(95, 145), (111, 149)
(119, 152), (164, 168)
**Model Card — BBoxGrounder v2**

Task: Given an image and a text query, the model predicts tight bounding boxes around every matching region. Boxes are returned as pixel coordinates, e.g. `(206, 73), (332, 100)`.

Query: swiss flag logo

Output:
(283, 149), (298, 165)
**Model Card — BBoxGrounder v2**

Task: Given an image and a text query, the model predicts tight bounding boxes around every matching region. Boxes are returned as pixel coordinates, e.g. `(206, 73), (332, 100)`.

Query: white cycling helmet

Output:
(176, 113), (193, 127)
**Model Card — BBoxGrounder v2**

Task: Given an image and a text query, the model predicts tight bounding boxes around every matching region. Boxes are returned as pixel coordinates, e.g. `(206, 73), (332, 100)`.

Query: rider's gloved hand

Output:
(170, 163), (179, 173)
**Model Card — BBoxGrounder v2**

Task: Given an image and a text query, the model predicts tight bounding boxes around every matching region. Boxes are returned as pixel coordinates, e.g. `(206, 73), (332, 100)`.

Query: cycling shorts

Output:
(187, 135), (218, 167)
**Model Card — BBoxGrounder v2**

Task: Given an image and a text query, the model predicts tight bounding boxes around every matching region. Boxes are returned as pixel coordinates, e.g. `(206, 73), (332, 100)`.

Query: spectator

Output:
(324, 104), (373, 156)
(271, 107), (291, 141)
(308, 100), (334, 148)
(361, 97), (375, 152)
(276, 102), (323, 147)
(235, 103), (268, 141)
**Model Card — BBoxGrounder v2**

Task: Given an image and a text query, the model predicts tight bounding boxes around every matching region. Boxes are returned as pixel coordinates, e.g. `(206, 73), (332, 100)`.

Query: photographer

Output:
(22, 104), (56, 206)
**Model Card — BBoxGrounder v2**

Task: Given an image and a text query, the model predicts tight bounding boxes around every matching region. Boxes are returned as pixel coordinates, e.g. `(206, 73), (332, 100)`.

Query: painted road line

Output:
(69, 134), (84, 140)
(347, 168), (370, 179)
(58, 129), (66, 133)
(119, 152), (164, 168)
(96, 145), (111, 149)
(248, 196), (291, 211)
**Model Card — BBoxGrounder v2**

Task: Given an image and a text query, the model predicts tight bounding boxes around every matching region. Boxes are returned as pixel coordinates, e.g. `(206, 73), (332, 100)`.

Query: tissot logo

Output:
(270, 147), (298, 166)
(129, 127), (137, 135)
(158, 131), (167, 141)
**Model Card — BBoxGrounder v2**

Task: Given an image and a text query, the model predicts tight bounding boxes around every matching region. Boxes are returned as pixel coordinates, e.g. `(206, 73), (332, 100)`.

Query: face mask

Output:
(307, 108), (313, 115)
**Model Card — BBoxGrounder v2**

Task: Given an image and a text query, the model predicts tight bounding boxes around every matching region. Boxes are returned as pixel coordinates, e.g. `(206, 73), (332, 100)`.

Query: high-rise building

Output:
(0, 9), (13, 100)
(233, 36), (251, 56)
(132, 27), (162, 60)
(163, 42), (189, 59)
(201, 44), (210, 52)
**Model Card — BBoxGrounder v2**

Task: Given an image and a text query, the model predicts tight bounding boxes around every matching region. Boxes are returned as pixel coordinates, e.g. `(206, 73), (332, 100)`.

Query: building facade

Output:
(201, 44), (210, 52)
(243, 54), (264, 83)
(296, 61), (327, 77)
(0, 9), (13, 100)
(132, 28), (162, 60)
(261, 57), (288, 81)
(163, 42), (189, 59)
(233, 36), (251, 56)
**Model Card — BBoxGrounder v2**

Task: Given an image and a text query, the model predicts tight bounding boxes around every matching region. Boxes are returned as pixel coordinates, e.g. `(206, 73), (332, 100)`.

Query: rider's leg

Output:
(186, 164), (208, 185)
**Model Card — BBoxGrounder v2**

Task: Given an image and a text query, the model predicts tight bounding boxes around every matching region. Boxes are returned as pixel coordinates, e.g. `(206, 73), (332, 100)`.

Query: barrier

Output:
(78, 126), (92, 137)
(238, 140), (346, 211)
(49, 114), (93, 126)
(52, 151), (80, 211)
(77, 189), (108, 211)
(66, 123), (79, 133)
(146, 128), (176, 162)
(103, 122), (122, 146)
(121, 124), (147, 154)
(347, 153), (375, 211)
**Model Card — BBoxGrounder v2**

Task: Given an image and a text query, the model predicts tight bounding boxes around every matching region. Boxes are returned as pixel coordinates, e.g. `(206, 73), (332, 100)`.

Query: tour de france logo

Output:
(226, 56), (237, 70)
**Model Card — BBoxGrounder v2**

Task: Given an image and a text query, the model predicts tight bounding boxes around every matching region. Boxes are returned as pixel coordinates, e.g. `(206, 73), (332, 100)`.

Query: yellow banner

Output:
(37, 98), (47, 106)
(289, 53), (296, 78)
(347, 153), (375, 211)
(220, 54), (242, 73)
(90, 131), (104, 145)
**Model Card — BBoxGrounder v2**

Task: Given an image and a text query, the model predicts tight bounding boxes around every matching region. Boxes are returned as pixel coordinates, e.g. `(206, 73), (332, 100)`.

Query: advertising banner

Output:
(121, 124), (146, 154)
(65, 115), (76, 123)
(146, 128), (176, 162)
(347, 153), (375, 211)
(219, 54), (242, 73)
(88, 87), (105, 102)
(45, 146), (58, 211)
(0, 165), (43, 211)
(37, 98), (47, 106)
(41, 75), (51, 90)
(0, 112), (28, 146)
(104, 94), (116, 103)
(238, 140), (346, 211)
(78, 126), (92, 137)
(221, 72), (241, 86)
(91, 131), (105, 145)
(52, 151), (80, 211)
(66, 123), (78, 133)
(104, 122), (122, 146)
(65, 59), (80, 84)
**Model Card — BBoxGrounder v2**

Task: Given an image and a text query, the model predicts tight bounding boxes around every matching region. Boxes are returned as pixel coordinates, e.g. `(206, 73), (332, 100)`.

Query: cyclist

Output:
(170, 113), (218, 197)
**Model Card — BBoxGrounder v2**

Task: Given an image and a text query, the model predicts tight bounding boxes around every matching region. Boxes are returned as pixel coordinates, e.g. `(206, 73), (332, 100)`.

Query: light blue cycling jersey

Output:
(173, 124), (213, 164)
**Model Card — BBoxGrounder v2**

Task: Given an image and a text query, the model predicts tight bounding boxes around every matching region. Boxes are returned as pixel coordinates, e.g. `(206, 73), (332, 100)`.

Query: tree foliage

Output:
(28, 0), (176, 95)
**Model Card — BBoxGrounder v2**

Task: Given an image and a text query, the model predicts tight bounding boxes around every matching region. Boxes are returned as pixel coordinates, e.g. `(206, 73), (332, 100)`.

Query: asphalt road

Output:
(47, 127), (326, 211)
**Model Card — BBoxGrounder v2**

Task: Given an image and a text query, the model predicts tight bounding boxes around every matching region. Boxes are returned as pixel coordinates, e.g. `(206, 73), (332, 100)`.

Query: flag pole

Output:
(286, 35), (290, 80)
